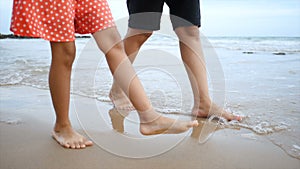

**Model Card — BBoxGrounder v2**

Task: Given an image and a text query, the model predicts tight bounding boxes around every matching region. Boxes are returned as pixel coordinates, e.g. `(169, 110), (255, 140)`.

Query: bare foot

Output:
(108, 108), (129, 133)
(52, 124), (93, 149)
(192, 101), (242, 121)
(139, 108), (199, 135)
(109, 82), (135, 110)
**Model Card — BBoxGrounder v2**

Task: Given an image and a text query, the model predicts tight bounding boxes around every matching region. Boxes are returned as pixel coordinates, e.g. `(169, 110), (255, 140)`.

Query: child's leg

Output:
(92, 27), (198, 135)
(49, 42), (93, 149)
(109, 28), (153, 110)
(174, 26), (242, 121)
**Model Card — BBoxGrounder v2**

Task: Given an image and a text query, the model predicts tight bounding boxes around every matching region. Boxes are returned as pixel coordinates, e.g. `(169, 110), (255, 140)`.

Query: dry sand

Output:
(0, 86), (299, 169)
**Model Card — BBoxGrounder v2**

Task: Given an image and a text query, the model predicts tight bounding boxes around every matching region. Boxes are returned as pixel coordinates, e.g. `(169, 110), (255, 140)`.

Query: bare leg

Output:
(109, 28), (153, 110)
(175, 26), (242, 121)
(93, 27), (198, 135)
(113, 27), (241, 121)
(49, 42), (93, 149)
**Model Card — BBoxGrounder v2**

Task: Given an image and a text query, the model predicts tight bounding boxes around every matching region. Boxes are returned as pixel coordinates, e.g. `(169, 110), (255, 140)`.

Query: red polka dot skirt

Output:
(10, 0), (115, 42)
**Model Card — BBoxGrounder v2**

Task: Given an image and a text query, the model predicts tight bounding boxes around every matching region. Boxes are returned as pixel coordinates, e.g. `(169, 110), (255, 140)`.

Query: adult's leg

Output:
(109, 28), (153, 110)
(50, 42), (93, 149)
(93, 27), (198, 135)
(175, 26), (242, 121)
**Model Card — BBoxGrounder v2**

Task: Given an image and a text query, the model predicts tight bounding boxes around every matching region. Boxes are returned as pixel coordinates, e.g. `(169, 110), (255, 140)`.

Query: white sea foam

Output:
(225, 120), (289, 135)
(293, 144), (300, 150)
(0, 118), (23, 125)
(208, 37), (300, 54)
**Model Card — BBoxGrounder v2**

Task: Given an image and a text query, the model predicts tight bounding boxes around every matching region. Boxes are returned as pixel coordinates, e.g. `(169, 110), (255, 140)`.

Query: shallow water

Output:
(0, 36), (299, 159)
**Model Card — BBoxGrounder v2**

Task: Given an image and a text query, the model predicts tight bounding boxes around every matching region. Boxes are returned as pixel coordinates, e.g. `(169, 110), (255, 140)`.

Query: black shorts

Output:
(127, 0), (201, 30)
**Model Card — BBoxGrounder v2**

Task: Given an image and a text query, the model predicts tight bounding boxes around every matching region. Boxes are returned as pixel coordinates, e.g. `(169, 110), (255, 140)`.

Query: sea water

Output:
(0, 36), (299, 159)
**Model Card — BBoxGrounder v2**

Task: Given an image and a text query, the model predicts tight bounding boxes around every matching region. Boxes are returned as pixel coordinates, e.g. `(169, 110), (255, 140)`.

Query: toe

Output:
(84, 139), (93, 146)
(78, 140), (86, 148)
(235, 115), (242, 121)
(63, 143), (71, 149)
(222, 112), (235, 121)
(80, 143), (86, 148)
(188, 120), (199, 127)
(227, 113), (242, 121)
(75, 143), (81, 149)
(70, 143), (76, 149)
(85, 141), (93, 146)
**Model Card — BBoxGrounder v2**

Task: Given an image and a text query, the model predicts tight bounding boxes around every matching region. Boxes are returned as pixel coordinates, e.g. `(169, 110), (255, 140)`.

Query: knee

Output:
(110, 42), (125, 53)
(126, 32), (152, 46)
(61, 47), (76, 68)
(136, 32), (152, 44)
(51, 42), (76, 69)
(175, 27), (200, 42)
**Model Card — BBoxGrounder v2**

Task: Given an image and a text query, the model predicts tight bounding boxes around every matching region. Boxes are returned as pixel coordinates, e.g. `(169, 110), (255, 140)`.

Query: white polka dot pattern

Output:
(10, 0), (115, 42)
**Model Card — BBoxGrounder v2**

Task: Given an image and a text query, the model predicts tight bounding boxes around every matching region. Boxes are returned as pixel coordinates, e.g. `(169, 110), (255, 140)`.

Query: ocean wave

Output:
(208, 37), (300, 53)
(142, 35), (300, 54)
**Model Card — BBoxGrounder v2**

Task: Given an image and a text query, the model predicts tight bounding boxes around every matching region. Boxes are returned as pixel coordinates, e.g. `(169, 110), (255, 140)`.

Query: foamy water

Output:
(0, 36), (299, 159)
(209, 37), (300, 54)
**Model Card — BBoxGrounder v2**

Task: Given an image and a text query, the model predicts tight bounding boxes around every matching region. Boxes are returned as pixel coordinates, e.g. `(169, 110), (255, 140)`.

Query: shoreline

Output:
(0, 34), (91, 39)
(1, 85), (299, 169)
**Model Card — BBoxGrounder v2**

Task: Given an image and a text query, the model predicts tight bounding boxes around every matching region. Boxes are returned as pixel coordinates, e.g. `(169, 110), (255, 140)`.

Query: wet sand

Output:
(1, 86), (299, 169)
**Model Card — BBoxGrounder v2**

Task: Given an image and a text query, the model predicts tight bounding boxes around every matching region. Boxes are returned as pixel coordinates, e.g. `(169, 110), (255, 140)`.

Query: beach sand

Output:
(1, 86), (299, 169)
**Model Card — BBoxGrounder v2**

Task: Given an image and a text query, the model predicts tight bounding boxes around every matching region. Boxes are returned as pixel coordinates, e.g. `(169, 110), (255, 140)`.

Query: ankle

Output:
(194, 97), (210, 105)
(138, 107), (160, 123)
(54, 120), (72, 131)
(111, 81), (122, 92)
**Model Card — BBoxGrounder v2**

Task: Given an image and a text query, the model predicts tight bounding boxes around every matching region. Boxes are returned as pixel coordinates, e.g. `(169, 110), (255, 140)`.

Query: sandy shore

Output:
(0, 86), (299, 169)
